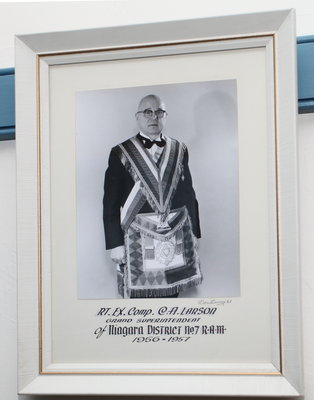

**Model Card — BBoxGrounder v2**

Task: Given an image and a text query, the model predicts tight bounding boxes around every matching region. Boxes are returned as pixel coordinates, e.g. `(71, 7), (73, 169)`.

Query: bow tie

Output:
(137, 134), (166, 149)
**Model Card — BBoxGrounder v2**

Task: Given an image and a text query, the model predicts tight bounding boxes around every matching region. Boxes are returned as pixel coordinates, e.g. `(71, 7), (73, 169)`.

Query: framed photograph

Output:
(16, 9), (302, 396)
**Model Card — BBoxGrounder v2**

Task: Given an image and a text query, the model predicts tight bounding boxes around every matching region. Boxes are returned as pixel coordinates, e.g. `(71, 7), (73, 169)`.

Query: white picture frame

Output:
(15, 9), (302, 397)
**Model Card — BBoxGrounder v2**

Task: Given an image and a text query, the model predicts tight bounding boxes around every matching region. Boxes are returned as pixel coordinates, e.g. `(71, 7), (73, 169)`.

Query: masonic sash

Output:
(119, 136), (184, 228)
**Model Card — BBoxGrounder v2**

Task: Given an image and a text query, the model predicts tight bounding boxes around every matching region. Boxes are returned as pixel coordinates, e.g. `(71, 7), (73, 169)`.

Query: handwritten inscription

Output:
(97, 305), (218, 317)
(93, 300), (232, 343)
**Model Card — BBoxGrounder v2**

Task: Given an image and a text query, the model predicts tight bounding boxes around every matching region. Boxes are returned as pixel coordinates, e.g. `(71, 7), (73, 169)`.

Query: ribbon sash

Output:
(119, 136), (184, 223)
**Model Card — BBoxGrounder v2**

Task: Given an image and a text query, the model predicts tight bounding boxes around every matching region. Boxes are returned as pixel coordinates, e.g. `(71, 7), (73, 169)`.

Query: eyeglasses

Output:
(137, 109), (167, 119)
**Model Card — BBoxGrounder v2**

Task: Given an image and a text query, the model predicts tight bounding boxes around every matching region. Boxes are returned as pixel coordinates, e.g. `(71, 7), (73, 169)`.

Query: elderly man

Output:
(103, 94), (202, 298)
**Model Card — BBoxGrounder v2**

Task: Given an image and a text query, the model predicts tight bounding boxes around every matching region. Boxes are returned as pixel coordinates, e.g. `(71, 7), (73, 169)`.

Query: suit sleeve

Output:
(103, 148), (125, 250)
(182, 147), (201, 239)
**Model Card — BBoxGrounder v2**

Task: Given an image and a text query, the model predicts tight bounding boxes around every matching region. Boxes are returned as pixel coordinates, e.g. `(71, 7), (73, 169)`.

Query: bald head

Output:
(136, 94), (167, 139)
(137, 94), (165, 112)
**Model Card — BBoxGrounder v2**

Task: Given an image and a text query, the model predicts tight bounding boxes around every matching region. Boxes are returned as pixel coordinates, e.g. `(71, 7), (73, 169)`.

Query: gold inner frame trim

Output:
(36, 33), (283, 376)
(36, 33), (273, 58)
(41, 370), (282, 376)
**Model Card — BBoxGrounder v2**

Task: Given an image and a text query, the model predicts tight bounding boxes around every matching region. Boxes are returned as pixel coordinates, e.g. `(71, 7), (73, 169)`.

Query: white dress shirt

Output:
(139, 131), (165, 163)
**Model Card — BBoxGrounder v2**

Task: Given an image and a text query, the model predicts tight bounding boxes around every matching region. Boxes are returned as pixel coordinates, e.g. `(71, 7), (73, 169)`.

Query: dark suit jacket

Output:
(103, 139), (201, 250)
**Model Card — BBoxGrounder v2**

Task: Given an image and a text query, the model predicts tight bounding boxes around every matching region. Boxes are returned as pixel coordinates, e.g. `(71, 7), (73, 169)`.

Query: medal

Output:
(156, 213), (171, 232)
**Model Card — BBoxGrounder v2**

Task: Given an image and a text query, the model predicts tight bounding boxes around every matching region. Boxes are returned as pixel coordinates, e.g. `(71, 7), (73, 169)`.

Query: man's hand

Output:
(110, 245), (126, 264)
(194, 237), (200, 250)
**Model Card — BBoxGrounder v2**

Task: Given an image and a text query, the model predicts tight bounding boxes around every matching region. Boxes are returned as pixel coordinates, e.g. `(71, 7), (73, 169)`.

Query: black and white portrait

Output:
(76, 79), (240, 299)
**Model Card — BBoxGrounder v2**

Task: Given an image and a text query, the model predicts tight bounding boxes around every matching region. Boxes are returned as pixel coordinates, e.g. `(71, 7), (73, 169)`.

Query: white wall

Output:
(0, 1), (313, 399)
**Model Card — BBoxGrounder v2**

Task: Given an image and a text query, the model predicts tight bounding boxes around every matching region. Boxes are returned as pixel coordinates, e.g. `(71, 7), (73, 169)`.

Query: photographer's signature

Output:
(198, 298), (232, 307)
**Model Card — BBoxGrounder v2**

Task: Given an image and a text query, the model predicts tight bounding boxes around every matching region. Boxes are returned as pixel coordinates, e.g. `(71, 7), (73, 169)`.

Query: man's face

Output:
(136, 96), (167, 139)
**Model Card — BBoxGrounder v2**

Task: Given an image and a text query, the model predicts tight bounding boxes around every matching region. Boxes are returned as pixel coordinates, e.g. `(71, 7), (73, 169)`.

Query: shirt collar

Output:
(139, 131), (164, 142)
